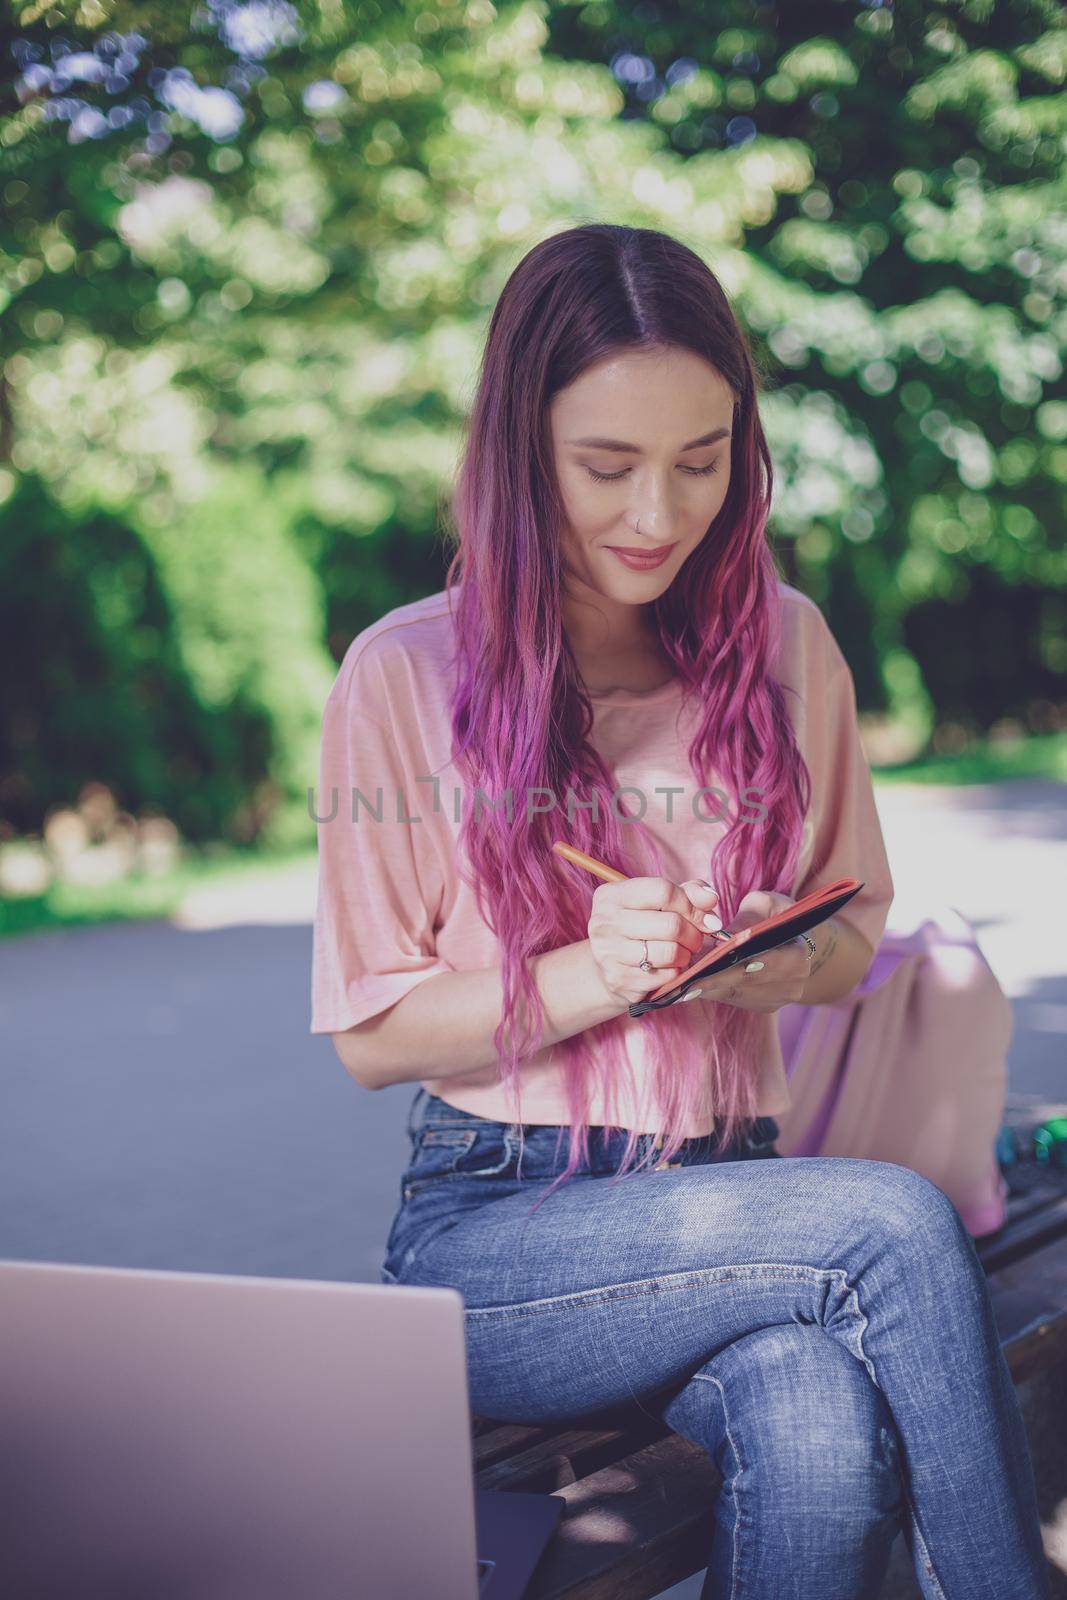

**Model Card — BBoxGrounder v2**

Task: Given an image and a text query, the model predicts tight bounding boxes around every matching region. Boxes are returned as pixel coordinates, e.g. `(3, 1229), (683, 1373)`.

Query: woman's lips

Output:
(606, 544), (676, 570)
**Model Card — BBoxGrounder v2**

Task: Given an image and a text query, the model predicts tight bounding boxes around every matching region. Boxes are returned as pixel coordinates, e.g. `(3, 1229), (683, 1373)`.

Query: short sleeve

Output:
(793, 652), (895, 959)
(310, 660), (454, 1034)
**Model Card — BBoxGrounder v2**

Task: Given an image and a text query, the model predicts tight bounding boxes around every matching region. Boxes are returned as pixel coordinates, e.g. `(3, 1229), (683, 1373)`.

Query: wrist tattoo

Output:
(809, 917), (838, 977)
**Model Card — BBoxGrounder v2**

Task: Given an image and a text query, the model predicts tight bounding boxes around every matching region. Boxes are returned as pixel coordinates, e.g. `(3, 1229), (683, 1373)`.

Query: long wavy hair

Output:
(440, 224), (812, 1213)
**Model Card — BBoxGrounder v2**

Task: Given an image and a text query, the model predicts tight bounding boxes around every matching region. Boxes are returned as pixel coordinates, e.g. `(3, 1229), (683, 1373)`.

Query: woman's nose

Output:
(627, 512), (678, 545)
(628, 474), (682, 535)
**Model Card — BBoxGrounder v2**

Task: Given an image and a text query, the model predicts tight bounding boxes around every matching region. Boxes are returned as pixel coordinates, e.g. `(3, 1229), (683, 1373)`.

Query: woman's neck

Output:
(561, 583), (675, 695)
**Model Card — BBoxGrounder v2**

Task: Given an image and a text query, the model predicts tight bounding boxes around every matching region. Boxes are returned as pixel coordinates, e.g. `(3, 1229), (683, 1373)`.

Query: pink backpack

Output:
(775, 906), (1011, 1239)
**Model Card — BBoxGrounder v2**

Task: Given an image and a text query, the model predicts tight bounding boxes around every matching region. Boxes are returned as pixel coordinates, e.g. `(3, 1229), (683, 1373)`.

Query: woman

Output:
(311, 225), (1047, 1599)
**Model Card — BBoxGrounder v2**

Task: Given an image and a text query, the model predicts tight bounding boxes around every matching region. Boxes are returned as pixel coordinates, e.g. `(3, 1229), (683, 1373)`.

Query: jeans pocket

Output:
(403, 1124), (516, 1196)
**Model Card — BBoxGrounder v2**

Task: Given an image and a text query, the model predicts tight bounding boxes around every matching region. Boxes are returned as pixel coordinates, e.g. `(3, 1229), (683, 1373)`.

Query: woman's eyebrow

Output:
(565, 426), (731, 453)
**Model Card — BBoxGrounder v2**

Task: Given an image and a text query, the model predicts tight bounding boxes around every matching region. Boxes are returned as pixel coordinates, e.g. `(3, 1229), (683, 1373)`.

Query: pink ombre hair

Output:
(441, 224), (812, 1212)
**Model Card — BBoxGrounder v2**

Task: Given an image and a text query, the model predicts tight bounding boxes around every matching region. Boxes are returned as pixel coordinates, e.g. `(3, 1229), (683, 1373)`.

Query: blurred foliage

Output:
(0, 0), (1065, 845)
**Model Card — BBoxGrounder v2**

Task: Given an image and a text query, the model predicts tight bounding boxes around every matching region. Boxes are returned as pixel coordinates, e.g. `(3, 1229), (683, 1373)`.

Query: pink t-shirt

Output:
(310, 581), (895, 1134)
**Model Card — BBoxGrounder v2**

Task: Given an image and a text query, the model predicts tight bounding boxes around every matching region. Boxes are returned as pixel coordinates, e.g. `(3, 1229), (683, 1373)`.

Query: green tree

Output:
(2, 0), (1064, 842)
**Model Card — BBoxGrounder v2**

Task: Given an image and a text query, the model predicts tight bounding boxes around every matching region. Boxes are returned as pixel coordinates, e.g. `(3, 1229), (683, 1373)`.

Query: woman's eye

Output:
(585, 462), (720, 483)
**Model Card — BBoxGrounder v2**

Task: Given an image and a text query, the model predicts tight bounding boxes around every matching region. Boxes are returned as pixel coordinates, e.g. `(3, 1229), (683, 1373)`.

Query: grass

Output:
(871, 729), (1067, 786)
(0, 841), (317, 942)
(2, 731), (1064, 941)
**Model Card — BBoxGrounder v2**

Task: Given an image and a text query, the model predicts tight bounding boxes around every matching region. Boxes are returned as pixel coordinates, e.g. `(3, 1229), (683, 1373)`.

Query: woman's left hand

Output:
(680, 885), (814, 1014)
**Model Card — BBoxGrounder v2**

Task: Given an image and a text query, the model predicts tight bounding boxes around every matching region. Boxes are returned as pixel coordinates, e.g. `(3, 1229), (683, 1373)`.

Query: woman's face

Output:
(549, 345), (736, 610)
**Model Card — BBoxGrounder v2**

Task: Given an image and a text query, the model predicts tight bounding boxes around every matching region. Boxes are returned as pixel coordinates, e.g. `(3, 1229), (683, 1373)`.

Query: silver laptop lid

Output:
(0, 1260), (481, 1600)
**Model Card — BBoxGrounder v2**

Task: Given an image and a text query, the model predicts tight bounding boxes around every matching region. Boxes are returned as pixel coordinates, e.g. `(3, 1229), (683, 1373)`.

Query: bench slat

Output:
(521, 1434), (721, 1600)
(997, 1170), (1067, 1218)
(987, 1232), (1067, 1383)
(477, 1416), (669, 1494)
(472, 1420), (550, 1470)
(976, 1193), (1067, 1274)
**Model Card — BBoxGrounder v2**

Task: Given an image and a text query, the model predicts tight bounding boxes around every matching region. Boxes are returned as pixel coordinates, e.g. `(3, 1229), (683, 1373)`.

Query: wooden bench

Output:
(470, 1159), (1067, 1600)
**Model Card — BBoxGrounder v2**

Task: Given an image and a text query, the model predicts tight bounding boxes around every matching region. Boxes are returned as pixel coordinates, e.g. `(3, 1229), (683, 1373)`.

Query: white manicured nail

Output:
(681, 988), (703, 1001)
(745, 960), (764, 973)
(703, 913), (722, 931)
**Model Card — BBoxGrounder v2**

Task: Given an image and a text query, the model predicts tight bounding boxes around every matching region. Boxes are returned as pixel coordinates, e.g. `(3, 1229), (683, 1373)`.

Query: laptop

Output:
(0, 1260), (564, 1599)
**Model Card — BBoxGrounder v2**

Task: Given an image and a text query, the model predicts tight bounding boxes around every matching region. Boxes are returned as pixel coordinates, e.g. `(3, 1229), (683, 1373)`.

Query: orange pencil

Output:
(550, 840), (626, 884)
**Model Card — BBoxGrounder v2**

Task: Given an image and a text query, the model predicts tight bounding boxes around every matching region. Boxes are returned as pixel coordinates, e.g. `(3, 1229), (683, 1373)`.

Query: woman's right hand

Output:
(586, 875), (723, 1009)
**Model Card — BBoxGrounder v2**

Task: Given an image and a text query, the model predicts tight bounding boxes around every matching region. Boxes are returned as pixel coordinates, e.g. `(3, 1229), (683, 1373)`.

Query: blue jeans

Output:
(379, 1087), (1048, 1600)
